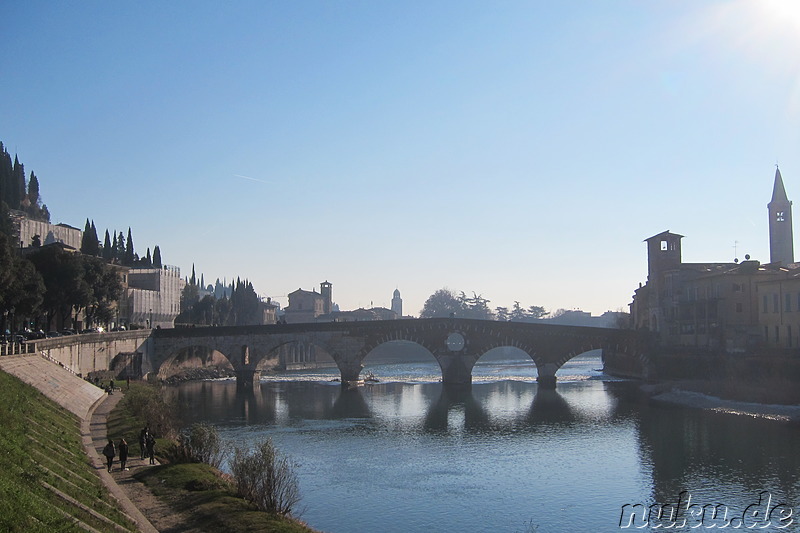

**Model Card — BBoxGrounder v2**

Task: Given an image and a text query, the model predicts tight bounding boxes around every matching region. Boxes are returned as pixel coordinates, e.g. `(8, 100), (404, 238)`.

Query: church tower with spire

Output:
(768, 166), (794, 265)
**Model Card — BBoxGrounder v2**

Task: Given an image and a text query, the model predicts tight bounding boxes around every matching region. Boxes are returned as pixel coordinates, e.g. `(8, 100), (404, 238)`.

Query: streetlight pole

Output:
(149, 308), (153, 329)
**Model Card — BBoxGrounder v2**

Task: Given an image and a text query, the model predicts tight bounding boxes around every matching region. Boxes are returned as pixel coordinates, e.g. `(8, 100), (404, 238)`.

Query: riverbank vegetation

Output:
(0, 370), (138, 532)
(109, 382), (314, 532)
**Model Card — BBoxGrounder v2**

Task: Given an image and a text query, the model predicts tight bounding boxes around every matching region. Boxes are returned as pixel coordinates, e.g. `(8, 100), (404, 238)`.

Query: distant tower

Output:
(768, 166), (794, 265)
(320, 281), (332, 314)
(644, 231), (683, 280)
(391, 288), (403, 318)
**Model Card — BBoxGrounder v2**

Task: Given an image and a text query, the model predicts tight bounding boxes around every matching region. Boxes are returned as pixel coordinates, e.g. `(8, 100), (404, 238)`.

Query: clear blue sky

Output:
(2, 1), (799, 316)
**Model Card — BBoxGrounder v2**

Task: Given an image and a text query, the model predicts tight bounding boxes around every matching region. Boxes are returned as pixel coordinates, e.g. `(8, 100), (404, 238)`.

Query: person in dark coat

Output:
(102, 439), (115, 472)
(139, 426), (149, 459)
(118, 438), (129, 471)
(145, 432), (156, 465)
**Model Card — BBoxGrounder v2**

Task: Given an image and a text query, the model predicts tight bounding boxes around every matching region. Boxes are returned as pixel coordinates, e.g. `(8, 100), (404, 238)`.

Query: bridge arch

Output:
(155, 344), (235, 381)
(361, 339), (442, 380)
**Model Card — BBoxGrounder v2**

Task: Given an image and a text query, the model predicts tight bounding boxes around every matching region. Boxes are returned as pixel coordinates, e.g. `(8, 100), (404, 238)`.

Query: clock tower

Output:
(768, 166), (794, 265)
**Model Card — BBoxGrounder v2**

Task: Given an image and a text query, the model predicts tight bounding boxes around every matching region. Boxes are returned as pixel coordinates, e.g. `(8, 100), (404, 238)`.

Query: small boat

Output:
(364, 371), (379, 383)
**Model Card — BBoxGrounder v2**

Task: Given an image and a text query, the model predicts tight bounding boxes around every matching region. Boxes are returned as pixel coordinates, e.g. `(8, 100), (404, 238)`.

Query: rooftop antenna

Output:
(733, 240), (739, 262)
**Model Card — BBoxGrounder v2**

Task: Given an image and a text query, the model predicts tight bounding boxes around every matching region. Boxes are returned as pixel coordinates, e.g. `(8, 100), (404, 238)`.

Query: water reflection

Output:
(328, 387), (371, 419)
(166, 373), (800, 533)
(168, 379), (601, 435)
(525, 388), (575, 425)
(422, 384), (490, 431)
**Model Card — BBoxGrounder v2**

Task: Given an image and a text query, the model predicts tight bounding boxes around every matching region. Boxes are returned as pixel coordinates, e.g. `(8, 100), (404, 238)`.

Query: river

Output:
(165, 353), (800, 532)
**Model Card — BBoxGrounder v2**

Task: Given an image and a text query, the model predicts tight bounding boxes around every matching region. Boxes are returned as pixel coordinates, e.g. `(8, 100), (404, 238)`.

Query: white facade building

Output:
(10, 211), (82, 249)
(125, 266), (183, 328)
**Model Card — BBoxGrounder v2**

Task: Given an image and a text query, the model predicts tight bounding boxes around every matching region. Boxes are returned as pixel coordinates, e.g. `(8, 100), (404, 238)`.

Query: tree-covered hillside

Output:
(0, 142), (50, 222)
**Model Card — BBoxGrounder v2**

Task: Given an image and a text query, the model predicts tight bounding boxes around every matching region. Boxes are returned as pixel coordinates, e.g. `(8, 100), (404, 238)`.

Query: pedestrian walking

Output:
(145, 432), (156, 465)
(102, 439), (115, 472)
(139, 426), (149, 459)
(118, 438), (129, 471)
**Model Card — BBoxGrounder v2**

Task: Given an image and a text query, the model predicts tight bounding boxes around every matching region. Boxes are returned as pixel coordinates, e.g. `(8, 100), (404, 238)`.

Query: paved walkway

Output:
(0, 355), (159, 532)
(85, 391), (159, 533)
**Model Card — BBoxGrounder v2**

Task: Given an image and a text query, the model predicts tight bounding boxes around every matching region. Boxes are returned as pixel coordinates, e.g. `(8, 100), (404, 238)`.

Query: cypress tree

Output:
(0, 142), (9, 204)
(89, 221), (99, 255)
(80, 219), (93, 254)
(80, 220), (100, 256)
(116, 230), (126, 260)
(144, 247), (152, 267)
(190, 264), (196, 286)
(102, 230), (112, 260)
(11, 156), (24, 209)
(124, 228), (135, 266)
(152, 245), (162, 268)
(27, 171), (39, 206)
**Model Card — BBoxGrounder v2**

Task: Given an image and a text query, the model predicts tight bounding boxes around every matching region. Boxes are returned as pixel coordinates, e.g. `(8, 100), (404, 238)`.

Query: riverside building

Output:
(631, 167), (800, 350)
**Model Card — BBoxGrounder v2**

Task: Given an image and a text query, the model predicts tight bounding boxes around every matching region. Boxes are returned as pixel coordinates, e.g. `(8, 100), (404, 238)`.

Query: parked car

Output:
(46, 331), (62, 338)
(60, 329), (76, 336)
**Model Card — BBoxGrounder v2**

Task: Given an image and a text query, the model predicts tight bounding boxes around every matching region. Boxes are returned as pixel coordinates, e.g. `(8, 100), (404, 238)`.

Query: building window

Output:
(736, 302), (743, 313)
(775, 325), (780, 343)
(765, 326), (769, 342)
(732, 283), (741, 292)
(773, 294), (779, 314)
(661, 240), (668, 251)
(787, 294), (793, 313)
(788, 326), (793, 347)
(764, 294), (769, 313)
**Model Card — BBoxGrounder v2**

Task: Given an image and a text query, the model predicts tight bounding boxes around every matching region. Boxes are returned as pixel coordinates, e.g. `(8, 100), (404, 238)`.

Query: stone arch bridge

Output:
(150, 318), (647, 388)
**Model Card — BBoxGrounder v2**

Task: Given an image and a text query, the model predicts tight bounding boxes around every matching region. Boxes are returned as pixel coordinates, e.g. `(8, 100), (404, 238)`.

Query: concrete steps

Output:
(0, 354), (106, 419)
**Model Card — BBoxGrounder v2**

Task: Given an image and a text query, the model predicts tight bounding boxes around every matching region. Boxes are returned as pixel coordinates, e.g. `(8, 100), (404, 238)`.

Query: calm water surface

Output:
(166, 354), (800, 532)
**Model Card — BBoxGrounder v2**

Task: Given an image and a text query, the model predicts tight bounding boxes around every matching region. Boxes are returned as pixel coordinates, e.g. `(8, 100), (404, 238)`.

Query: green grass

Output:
(0, 370), (138, 532)
(110, 382), (317, 532)
(135, 463), (313, 532)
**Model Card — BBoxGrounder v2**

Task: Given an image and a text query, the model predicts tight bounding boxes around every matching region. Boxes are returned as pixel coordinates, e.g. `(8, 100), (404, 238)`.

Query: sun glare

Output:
(759, 0), (800, 33)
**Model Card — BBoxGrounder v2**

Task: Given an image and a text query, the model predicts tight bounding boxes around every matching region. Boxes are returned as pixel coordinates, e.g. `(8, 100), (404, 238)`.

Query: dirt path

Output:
(87, 391), (194, 532)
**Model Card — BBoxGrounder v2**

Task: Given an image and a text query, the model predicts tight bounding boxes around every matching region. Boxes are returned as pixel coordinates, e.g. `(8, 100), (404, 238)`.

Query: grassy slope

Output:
(0, 370), (138, 532)
(108, 383), (316, 533)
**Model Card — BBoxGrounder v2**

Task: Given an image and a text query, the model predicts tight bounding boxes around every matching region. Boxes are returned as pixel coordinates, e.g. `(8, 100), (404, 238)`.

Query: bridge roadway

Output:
(151, 318), (646, 388)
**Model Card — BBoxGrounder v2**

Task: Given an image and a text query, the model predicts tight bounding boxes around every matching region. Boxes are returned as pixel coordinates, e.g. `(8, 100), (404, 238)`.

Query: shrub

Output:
(122, 383), (177, 439)
(175, 423), (225, 468)
(231, 438), (301, 517)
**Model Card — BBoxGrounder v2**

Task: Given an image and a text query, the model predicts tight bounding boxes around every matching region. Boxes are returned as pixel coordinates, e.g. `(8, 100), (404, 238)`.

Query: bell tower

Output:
(320, 281), (332, 314)
(768, 166), (794, 265)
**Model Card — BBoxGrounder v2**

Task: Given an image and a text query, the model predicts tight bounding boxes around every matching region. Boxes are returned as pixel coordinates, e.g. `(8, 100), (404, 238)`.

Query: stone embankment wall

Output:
(33, 331), (153, 378)
(604, 346), (800, 382)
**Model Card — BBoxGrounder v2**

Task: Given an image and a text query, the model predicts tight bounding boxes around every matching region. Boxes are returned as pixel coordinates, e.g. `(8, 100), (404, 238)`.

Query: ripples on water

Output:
(167, 353), (800, 533)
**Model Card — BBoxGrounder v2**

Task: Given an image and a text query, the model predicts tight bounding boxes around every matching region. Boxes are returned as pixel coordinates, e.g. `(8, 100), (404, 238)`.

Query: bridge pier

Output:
(536, 363), (558, 389)
(438, 354), (475, 385)
(338, 360), (364, 384)
(235, 369), (261, 390)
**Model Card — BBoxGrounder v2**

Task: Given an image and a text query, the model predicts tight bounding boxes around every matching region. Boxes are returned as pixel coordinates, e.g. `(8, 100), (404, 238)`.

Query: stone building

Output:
(259, 298), (279, 325)
(9, 211), (82, 249)
(284, 282), (332, 324)
(317, 307), (398, 322)
(123, 266), (183, 329)
(631, 167), (797, 352)
(755, 272), (800, 348)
